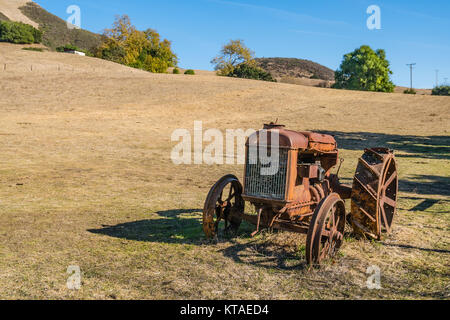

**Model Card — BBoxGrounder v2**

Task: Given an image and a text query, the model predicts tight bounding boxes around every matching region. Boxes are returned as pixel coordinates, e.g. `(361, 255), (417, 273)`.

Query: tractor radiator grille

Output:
(244, 148), (289, 200)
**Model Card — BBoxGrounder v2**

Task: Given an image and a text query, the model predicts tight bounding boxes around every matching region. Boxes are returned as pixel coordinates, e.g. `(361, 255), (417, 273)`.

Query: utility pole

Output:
(435, 69), (439, 87)
(406, 63), (416, 90)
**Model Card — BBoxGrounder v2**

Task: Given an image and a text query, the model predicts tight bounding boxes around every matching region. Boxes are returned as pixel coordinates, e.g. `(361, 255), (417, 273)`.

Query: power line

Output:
(406, 63), (416, 90)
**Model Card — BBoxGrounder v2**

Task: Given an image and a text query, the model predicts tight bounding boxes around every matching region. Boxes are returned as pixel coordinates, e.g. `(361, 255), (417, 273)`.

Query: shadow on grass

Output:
(381, 242), (450, 254)
(88, 209), (204, 244)
(88, 209), (308, 270)
(398, 175), (450, 197)
(318, 131), (450, 160)
(402, 196), (450, 213)
(220, 238), (308, 271)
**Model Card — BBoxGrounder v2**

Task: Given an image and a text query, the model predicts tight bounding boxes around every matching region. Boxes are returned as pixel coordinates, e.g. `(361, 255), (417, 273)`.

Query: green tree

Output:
(432, 85), (450, 96)
(334, 45), (395, 92)
(211, 39), (255, 75)
(97, 15), (177, 73)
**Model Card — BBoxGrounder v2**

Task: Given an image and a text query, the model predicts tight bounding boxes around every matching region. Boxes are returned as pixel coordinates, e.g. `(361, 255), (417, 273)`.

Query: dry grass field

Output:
(0, 43), (449, 300)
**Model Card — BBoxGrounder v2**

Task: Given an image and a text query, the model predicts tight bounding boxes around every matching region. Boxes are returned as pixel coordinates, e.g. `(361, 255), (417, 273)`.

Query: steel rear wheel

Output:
(203, 175), (244, 239)
(306, 193), (346, 265)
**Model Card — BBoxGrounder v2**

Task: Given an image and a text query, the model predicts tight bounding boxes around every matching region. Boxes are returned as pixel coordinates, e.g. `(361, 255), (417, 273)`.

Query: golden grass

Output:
(0, 43), (449, 299)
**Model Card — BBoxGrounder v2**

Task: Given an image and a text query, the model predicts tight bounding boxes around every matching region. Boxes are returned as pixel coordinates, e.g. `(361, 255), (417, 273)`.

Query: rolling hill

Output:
(256, 57), (335, 81)
(0, 0), (102, 52)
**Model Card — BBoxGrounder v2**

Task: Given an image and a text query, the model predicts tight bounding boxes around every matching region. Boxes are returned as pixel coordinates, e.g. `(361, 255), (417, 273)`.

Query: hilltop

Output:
(0, 0), (102, 52)
(255, 57), (335, 82)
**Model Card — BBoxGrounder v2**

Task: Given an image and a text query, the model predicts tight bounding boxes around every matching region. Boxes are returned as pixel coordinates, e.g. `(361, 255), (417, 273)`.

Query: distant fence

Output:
(0, 63), (99, 73)
(0, 62), (143, 74)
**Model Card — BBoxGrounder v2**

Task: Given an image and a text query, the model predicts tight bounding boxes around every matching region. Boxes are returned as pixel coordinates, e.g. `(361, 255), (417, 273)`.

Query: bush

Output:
(22, 47), (44, 52)
(432, 85), (450, 96)
(184, 69), (195, 75)
(173, 68), (180, 74)
(56, 44), (93, 56)
(56, 44), (80, 52)
(0, 21), (42, 44)
(227, 63), (276, 82)
(403, 88), (416, 95)
(334, 45), (394, 92)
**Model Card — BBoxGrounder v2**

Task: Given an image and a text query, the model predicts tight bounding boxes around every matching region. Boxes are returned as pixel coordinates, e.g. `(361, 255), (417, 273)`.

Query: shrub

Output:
(173, 68), (180, 74)
(184, 69), (195, 75)
(0, 21), (42, 44)
(56, 44), (93, 56)
(227, 63), (276, 82)
(432, 85), (450, 96)
(334, 45), (395, 92)
(403, 88), (417, 95)
(22, 47), (44, 52)
(56, 44), (80, 52)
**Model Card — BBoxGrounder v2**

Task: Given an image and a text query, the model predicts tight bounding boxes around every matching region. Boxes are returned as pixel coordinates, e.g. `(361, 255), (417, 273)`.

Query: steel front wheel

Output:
(306, 193), (346, 265)
(203, 175), (244, 239)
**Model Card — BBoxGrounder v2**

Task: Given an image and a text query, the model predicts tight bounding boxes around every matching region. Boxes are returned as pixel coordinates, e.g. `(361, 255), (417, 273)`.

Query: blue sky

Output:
(34, 0), (449, 88)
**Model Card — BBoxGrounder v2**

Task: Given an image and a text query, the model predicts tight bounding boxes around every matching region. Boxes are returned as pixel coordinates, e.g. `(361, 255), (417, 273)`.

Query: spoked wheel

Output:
(350, 148), (398, 239)
(306, 193), (346, 265)
(203, 175), (244, 239)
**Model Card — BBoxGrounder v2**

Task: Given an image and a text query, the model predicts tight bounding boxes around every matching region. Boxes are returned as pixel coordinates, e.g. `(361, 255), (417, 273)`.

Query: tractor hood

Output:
(246, 124), (337, 153)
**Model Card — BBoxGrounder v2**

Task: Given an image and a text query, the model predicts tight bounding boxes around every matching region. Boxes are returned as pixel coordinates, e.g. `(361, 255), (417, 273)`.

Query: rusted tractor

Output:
(203, 124), (398, 265)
